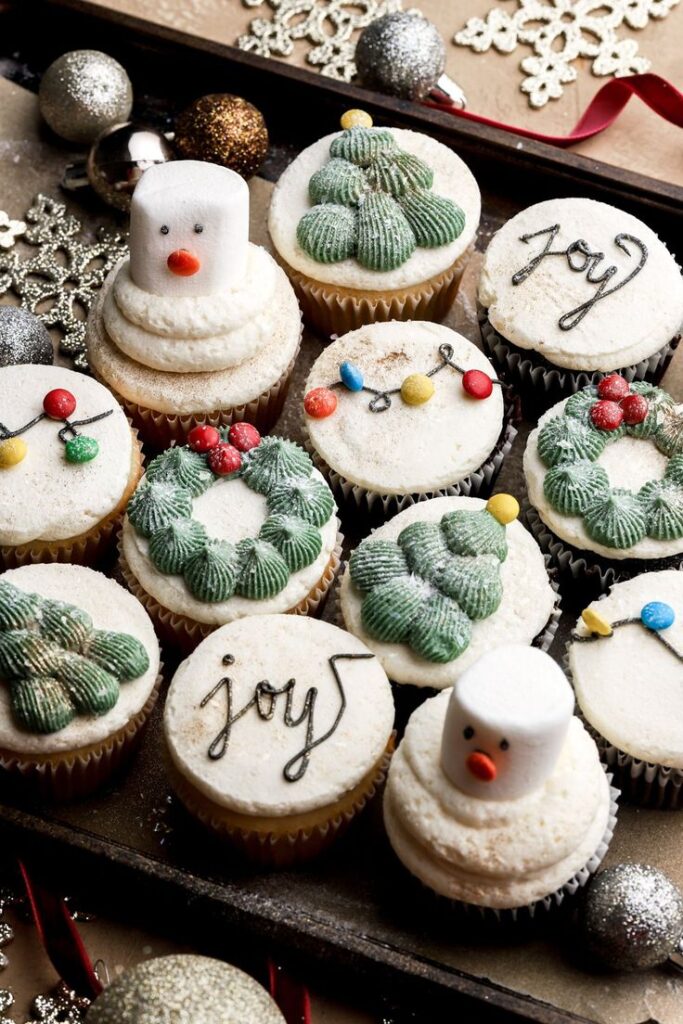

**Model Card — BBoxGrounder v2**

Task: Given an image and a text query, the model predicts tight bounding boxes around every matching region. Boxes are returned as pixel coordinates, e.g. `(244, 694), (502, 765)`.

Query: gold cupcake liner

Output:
(279, 245), (474, 340)
(166, 736), (394, 868)
(93, 328), (302, 451)
(118, 528), (344, 655)
(0, 425), (144, 571)
(0, 669), (163, 801)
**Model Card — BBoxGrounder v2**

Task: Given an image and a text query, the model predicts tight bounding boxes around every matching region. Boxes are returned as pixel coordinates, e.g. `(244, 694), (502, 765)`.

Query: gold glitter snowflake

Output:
(454, 0), (679, 108)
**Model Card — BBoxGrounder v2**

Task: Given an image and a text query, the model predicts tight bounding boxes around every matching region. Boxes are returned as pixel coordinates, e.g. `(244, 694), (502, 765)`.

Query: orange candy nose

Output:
(167, 249), (201, 276)
(466, 751), (497, 782)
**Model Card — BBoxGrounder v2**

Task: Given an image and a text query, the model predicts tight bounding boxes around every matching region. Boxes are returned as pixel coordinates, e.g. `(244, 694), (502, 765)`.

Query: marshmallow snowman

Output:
(129, 160), (249, 298)
(440, 645), (574, 802)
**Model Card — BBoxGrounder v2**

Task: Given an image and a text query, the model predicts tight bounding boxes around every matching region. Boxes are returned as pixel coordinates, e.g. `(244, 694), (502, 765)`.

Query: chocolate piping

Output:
(572, 616), (683, 661)
(0, 408), (113, 445)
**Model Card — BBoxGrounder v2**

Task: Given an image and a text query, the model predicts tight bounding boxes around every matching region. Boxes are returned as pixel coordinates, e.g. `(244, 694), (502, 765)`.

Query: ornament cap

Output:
(486, 493), (519, 525)
(340, 109), (373, 130)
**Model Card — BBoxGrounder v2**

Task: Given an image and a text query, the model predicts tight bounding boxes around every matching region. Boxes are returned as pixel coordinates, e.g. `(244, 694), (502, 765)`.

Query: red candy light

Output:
(208, 443), (242, 476)
(43, 389), (76, 420)
(590, 399), (624, 432)
(187, 424), (220, 453)
(462, 369), (493, 400)
(228, 422), (261, 452)
(597, 374), (630, 402)
(620, 393), (649, 425)
(304, 387), (338, 419)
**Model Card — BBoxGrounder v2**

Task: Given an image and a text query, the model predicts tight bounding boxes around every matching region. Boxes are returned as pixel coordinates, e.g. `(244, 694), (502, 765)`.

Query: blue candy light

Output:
(640, 601), (676, 632)
(339, 360), (364, 392)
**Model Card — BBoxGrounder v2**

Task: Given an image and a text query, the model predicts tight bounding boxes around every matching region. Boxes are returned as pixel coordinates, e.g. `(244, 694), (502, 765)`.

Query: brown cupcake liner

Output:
(166, 737), (394, 868)
(92, 325), (302, 451)
(118, 528), (344, 655)
(525, 503), (683, 597)
(279, 245), (475, 340)
(0, 669), (163, 802)
(305, 395), (519, 521)
(0, 424), (144, 571)
(479, 309), (679, 412)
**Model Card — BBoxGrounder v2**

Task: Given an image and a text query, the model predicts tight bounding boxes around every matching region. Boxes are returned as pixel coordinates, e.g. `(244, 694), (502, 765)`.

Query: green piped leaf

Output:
(437, 554), (503, 621)
(583, 489), (648, 550)
(235, 539), (290, 600)
(184, 541), (239, 603)
(241, 438), (313, 495)
(10, 676), (75, 734)
(398, 189), (465, 247)
(656, 408), (683, 458)
(329, 127), (397, 166)
(297, 204), (357, 264)
(543, 461), (611, 516)
(356, 193), (415, 271)
(0, 582), (39, 631)
(397, 521), (450, 583)
(628, 382), (674, 439)
(146, 446), (214, 497)
(537, 415), (607, 468)
(86, 630), (150, 682)
(361, 576), (429, 645)
(56, 654), (119, 717)
(127, 480), (193, 538)
(564, 388), (598, 423)
(441, 509), (507, 561)
(38, 600), (92, 652)
(408, 593), (471, 663)
(308, 158), (367, 205)
(638, 480), (683, 540)
(148, 519), (208, 575)
(266, 475), (334, 528)
(365, 152), (433, 196)
(349, 540), (409, 593)
(259, 515), (322, 573)
(665, 454), (683, 487)
(0, 631), (58, 680)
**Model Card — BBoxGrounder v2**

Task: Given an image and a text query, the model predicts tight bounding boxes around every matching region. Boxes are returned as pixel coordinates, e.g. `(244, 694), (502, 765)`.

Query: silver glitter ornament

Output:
(0, 306), (53, 366)
(39, 51), (133, 145)
(581, 864), (683, 971)
(356, 11), (445, 100)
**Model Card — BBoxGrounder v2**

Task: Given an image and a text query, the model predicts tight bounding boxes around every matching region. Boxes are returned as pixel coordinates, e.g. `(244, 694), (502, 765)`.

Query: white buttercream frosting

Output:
(164, 615), (394, 817)
(0, 364), (135, 546)
(569, 570), (683, 769)
(305, 321), (504, 495)
(479, 197), (683, 372)
(0, 563), (160, 756)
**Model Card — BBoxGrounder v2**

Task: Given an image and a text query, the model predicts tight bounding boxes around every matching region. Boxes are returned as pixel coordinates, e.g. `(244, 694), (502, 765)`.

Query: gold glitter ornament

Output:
(174, 95), (269, 179)
(39, 50), (133, 145)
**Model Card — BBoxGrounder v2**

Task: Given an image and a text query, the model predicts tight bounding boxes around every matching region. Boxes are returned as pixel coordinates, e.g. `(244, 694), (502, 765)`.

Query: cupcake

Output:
(164, 614), (395, 866)
(87, 160), (302, 448)
(268, 110), (481, 337)
(384, 646), (618, 916)
(339, 495), (559, 696)
(303, 320), (515, 517)
(567, 571), (683, 808)
(86, 955), (285, 1023)
(120, 429), (341, 651)
(524, 375), (683, 593)
(0, 563), (161, 799)
(479, 197), (683, 407)
(0, 364), (142, 568)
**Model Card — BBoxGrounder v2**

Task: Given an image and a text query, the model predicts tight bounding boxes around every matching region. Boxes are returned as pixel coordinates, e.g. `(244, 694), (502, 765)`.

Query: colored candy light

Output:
(590, 399), (623, 432)
(597, 374), (630, 402)
(65, 435), (99, 463)
(339, 360), (364, 392)
(208, 443), (242, 476)
(43, 388), (76, 420)
(486, 493), (519, 525)
(582, 607), (613, 637)
(188, 424), (221, 452)
(0, 437), (27, 468)
(400, 373), (434, 406)
(641, 601), (675, 631)
(304, 387), (338, 419)
(462, 368), (493, 399)
(228, 422), (261, 452)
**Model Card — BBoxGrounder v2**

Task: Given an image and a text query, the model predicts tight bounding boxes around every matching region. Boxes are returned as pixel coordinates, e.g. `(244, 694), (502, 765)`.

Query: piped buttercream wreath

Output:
(533, 376), (683, 550)
(125, 426), (336, 605)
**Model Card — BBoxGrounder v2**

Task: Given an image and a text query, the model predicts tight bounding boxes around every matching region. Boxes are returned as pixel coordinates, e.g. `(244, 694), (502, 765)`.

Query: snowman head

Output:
(440, 645), (574, 802)
(128, 160), (249, 298)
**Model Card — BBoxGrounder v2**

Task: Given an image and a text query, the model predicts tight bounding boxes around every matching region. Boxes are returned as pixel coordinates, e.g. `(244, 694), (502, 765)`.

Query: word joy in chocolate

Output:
(511, 224), (648, 331)
(200, 651), (374, 782)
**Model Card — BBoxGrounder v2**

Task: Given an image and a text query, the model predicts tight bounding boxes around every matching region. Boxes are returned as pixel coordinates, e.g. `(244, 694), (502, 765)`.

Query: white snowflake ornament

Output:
(0, 212), (25, 250)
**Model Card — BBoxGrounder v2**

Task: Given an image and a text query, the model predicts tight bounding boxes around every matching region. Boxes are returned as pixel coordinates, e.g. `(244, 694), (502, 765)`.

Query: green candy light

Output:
(65, 435), (99, 463)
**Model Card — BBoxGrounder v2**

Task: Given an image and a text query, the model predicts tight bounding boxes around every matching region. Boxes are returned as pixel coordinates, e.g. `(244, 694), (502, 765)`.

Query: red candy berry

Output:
(462, 369), (493, 400)
(304, 387), (337, 419)
(207, 443), (242, 476)
(620, 393), (649, 425)
(187, 424), (220, 453)
(597, 374), (630, 402)
(43, 388), (76, 420)
(228, 422), (261, 452)
(590, 399), (624, 432)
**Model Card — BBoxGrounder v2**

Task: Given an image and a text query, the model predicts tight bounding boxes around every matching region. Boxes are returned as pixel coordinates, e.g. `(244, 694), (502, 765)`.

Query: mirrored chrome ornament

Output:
(63, 123), (174, 212)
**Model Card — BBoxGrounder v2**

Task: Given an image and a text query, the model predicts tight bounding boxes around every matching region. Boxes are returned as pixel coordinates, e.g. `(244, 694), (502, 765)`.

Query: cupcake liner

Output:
(525, 503), (683, 596)
(480, 309), (679, 412)
(92, 326), (302, 451)
(0, 425), (144, 571)
(119, 528), (344, 655)
(305, 396), (519, 521)
(166, 738), (394, 868)
(279, 245), (474, 341)
(0, 669), (163, 801)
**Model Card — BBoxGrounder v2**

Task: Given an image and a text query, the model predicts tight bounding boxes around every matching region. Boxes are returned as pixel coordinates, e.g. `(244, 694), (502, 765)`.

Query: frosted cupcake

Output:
(86, 955), (285, 1023)
(0, 364), (142, 568)
(339, 495), (558, 694)
(479, 197), (683, 406)
(164, 615), (394, 866)
(268, 111), (481, 337)
(568, 571), (683, 808)
(87, 160), (302, 448)
(0, 563), (161, 799)
(120, 428), (341, 651)
(303, 321), (514, 517)
(524, 375), (683, 592)
(384, 646), (617, 916)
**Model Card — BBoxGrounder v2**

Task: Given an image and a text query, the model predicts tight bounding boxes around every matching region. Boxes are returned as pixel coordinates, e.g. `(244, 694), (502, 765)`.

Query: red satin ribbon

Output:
(269, 959), (312, 1024)
(426, 72), (683, 147)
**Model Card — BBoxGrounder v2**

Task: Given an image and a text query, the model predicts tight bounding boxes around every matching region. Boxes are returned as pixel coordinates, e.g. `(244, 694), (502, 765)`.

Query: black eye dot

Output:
(194, 224), (204, 234)
(160, 225), (169, 235)
(500, 739), (509, 751)
(463, 726), (475, 740)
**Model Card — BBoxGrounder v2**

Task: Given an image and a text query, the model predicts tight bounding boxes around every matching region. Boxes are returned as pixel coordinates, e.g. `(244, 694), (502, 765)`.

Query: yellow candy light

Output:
(486, 493), (519, 525)
(340, 109), (373, 130)
(400, 373), (434, 406)
(581, 607), (613, 637)
(0, 436), (27, 468)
